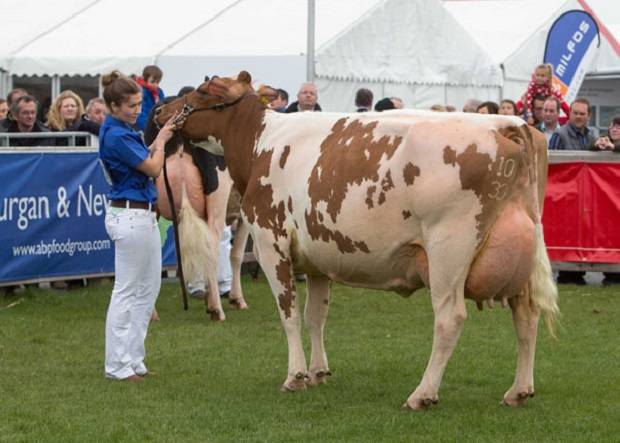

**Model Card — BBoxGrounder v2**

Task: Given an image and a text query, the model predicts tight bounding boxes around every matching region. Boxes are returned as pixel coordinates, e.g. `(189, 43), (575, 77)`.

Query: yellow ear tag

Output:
(260, 96), (270, 106)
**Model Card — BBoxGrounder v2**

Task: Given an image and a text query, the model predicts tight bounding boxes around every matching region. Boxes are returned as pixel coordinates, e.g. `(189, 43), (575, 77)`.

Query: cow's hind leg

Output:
(255, 239), (307, 391)
(405, 228), (474, 410)
(503, 290), (539, 406)
(304, 275), (332, 387)
(229, 218), (249, 310)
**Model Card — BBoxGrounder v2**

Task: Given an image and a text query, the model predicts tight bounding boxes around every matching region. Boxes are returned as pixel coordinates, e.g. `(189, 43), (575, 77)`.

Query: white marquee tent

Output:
(314, 0), (503, 111)
(1, 0), (618, 113)
(0, 0), (385, 99)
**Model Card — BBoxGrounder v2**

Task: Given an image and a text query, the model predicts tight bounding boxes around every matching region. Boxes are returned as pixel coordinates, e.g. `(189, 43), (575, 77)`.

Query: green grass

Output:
(1, 276), (618, 443)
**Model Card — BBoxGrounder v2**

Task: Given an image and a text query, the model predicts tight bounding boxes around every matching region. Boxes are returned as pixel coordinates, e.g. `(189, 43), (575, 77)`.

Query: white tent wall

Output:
(157, 55), (306, 100)
(314, 0), (503, 111)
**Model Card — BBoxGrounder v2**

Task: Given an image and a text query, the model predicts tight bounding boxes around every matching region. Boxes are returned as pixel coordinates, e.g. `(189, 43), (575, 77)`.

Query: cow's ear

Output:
(257, 85), (278, 107)
(238, 71), (252, 84)
(206, 77), (229, 97)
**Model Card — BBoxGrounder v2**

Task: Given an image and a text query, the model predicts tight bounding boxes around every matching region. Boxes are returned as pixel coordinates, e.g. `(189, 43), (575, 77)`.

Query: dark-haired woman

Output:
(99, 70), (180, 382)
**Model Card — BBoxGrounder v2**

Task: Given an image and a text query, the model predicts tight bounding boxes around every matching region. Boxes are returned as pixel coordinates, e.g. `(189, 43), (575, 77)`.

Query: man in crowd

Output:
(355, 88), (373, 112)
(286, 82), (321, 113)
(462, 98), (481, 113)
(538, 97), (561, 143)
(0, 95), (55, 147)
(269, 88), (289, 112)
(549, 98), (598, 150)
(0, 88), (28, 131)
(529, 95), (546, 126)
(84, 97), (107, 125)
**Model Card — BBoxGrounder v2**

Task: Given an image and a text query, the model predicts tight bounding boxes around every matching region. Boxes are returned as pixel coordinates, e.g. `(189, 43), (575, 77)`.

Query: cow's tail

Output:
(178, 188), (218, 287)
(529, 222), (560, 337)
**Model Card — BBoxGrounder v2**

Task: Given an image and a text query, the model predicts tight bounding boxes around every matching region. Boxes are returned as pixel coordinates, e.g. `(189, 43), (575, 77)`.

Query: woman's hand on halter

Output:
(155, 111), (183, 145)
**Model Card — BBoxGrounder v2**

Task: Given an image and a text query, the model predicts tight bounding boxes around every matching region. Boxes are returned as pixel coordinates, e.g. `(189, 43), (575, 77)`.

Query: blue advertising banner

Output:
(0, 149), (177, 284)
(544, 10), (600, 103)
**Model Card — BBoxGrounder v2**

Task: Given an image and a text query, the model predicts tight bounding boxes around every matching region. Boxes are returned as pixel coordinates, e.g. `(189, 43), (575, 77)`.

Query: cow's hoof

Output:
(402, 396), (439, 411)
(502, 390), (534, 407)
(281, 373), (307, 392)
(306, 370), (331, 387)
(207, 308), (225, 321)
(229, 297), (249, 310)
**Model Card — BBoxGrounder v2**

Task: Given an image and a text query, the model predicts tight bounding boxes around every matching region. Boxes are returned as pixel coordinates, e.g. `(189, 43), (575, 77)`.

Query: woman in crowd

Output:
(498, 99), (518, 116)
(476, 101), (499, 114)
(593, 115), (620, 153)
(99, 70), (179, 382)
(46, 90), (100, 145)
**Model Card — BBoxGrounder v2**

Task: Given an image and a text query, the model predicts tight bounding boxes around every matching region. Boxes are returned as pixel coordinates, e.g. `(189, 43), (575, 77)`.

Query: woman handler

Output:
(99, 70), (180, 381)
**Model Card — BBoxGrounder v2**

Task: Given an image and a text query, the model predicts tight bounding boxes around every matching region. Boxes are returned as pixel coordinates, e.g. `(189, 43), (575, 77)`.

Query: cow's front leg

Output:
(256, 240), (307, 391)
(304, 275), (332, 386)
(503, 291), (539, 406)
(229, 218), (249, 310)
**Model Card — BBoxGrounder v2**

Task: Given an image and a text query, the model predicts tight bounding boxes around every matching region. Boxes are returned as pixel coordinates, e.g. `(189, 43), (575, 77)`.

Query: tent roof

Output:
(2, 0), (383, 76)
(315, 0), (503, 87)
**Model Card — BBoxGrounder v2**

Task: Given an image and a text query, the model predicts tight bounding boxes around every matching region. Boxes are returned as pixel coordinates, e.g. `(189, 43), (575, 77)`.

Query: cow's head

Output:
(155, 71), (277, 144)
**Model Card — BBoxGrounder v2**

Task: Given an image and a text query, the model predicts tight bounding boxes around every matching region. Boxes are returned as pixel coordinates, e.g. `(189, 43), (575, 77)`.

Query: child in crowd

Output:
(517, 63), (570, 124)
(135, 65), (165, 131)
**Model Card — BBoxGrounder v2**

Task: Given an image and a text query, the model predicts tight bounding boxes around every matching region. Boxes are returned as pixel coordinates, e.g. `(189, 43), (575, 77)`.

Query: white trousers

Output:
(104, 207), (161, 379)
(187, 225), (233, 294)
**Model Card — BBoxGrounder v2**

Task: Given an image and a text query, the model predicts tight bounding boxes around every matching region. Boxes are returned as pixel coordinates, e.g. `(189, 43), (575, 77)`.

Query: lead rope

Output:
(163, 154), (189, 310)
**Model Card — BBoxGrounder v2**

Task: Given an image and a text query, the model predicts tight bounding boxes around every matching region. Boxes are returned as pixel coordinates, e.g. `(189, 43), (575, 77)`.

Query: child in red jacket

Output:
(517, 64), (570, 125)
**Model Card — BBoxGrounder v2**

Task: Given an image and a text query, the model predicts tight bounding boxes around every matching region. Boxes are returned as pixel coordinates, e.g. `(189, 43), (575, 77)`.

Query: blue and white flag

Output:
(544, 10), (600, 103)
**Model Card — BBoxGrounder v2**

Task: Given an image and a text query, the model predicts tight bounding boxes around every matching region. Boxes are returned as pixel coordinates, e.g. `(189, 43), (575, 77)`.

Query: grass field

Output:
(1, 275), (618, 443)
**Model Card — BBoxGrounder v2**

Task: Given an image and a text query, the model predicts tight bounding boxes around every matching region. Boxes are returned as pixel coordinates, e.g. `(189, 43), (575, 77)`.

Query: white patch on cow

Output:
(192, 136), (225, 156)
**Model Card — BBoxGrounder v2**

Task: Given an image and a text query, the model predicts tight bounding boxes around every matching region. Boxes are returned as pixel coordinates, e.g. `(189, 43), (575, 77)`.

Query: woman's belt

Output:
(110, 199), (156, 212)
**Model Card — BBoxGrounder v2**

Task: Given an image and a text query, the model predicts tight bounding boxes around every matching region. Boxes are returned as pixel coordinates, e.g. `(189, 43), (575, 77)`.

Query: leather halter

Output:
(172, 89), (250, 128)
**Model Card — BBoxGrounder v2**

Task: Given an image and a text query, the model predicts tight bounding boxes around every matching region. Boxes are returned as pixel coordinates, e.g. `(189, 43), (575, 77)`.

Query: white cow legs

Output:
(503, 291), (539, 406)
(255, 239), (307, 391)
(229, 218), (249, 310)
(304, 275), (332, 386)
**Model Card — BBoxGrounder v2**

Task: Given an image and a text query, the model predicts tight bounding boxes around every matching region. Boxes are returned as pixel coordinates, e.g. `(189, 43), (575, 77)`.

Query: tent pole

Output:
(306, 0), (315, 82)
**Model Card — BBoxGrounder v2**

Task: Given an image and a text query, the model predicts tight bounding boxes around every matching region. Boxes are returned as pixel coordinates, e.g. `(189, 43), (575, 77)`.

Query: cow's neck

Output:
(220, 97), (266, 195)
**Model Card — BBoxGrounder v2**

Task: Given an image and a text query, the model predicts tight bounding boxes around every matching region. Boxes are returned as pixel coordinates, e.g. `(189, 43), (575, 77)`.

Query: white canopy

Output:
(314, 0), (503, 110)
(1, 0), (383, 97)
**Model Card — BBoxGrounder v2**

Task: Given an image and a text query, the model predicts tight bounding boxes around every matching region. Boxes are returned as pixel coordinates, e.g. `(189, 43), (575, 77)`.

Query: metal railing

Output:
(0, 131), (98, 148)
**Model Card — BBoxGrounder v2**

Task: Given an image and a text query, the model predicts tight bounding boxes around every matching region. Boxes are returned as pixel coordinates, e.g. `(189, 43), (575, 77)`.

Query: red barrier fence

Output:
(543, 151), (620, 271)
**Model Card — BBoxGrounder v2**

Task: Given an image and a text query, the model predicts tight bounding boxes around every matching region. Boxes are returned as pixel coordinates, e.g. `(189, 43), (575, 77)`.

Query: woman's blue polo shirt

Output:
(99, 115), (157, 203)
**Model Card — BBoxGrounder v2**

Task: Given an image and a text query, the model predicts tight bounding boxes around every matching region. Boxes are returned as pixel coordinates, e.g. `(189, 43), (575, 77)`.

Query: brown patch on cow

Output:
(287, 196), (293, 214)
(378, 192), (386, 205)
(309, 118), (402, 222)
(280, 145), (291, 169)
(443, 137), (524, 238)
(305, 117), (402, 253)
(305, 208), (368, 254)
(403, 162), (421, 186)
(354, 240), (370, 253)
(275, 258), (295, 319)
(273, 243), (286, 260)
(365, 185), (376, 209)
(242, 149), (288, 240)
(318, 211), (324, 222)
(402, 210), (412, 219)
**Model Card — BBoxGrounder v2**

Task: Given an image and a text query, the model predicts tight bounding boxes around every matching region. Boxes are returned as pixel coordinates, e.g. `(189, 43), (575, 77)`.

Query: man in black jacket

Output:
(0, 95), (56, 147)
(286, 82), (322, 113)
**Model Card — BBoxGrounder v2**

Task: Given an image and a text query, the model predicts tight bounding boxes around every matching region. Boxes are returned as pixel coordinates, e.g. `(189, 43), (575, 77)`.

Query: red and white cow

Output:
(145, 113), (249, 320)
(156, 72), (559, 409)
